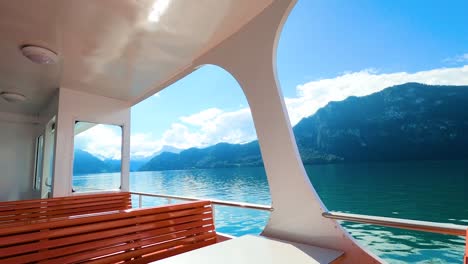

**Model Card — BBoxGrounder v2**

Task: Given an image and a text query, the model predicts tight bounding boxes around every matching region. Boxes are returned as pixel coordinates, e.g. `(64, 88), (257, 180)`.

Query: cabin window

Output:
(72, 122), (122, 192)
(33, 135), (44, 190)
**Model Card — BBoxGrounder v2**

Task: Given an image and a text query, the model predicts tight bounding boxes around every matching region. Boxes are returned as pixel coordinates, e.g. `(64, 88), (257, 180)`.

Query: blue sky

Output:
(277, 0), (468, 90)
(79, 0), (468, 160)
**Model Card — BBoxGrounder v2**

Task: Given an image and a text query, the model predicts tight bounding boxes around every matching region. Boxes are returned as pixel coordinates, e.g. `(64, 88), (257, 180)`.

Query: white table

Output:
(153, 235), (344, 264)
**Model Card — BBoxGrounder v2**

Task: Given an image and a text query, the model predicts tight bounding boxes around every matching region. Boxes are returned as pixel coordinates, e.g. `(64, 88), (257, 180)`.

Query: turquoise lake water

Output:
(73, 160), (468, 264)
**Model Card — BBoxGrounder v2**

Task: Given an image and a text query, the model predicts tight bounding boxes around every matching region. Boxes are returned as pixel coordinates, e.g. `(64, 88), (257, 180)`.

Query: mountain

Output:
(130, 146), (182, 171)
(73, 146), (184, 174)
(294, 82), (468, 163)
(103, 159), (122, 172)
(140, 83), (468, 171)
(73, 149), (117, 175)
(129, 159), (148, 172)
(154, 145), (183, 156)
(139, 142), (261, 171)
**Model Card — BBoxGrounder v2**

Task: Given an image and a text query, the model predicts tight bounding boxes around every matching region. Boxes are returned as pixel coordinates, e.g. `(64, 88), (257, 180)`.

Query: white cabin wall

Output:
(0, 113), (41, 201)
(53, 88), (131, 197)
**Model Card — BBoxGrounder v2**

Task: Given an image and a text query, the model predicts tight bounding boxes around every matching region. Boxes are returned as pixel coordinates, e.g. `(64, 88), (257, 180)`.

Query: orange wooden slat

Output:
(0, 217), (213, 257)
(0, 200), (210, 236)
(39, 226), (215, 264)
(2, 225), (214, 263)
(0, 192), (131, 225)
(0, 203), (47, 213)
(0, 207), (212, 246)
(0, 200), (216, 264)
(0, 201), (126, 222)
(80, 233), (217, 264)
(44, 224), (214, 260)
(0, 192), (130, 208)
(0, 195), (129, 211)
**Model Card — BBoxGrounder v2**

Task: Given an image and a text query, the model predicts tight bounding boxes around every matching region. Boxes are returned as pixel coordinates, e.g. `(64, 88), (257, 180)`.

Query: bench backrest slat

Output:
(0, 192), (131, 224)
(0, 200), (216, 264)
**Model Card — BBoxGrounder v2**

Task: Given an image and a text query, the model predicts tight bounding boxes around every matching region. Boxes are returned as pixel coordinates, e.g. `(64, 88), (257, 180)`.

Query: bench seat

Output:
(0, 192), (131, 225)
(0, 200), (216, 263)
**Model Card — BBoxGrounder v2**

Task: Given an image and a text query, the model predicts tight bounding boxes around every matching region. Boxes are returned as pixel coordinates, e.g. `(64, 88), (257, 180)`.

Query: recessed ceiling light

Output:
(0, 92), (27, 103)
(21, 45), (58, 64)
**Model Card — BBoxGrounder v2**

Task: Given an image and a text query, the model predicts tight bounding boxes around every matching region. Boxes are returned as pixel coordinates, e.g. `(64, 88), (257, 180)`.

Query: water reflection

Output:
(73, 172), (120, 192)
(129, 167), (271, 236)
(130, 167), (271, 205)
(306, 160), (468, 263)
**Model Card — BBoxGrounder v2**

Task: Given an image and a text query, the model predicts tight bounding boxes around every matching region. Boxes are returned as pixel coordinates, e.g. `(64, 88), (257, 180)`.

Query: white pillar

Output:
(195, 0), (382, 263)
(121, 120), (131, 192)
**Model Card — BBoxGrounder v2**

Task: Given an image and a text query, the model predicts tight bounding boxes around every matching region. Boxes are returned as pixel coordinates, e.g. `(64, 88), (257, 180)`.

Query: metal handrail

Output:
(130, 191), (273, 212)
(323, 211), (467, 236)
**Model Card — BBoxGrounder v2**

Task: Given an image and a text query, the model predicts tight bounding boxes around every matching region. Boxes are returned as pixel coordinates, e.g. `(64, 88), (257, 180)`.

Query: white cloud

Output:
(285, 65), (468, 125)
(73, 107), (256, 160)
(444, 53), (468, 64)
(129, 108), (256, 159)
(176, 107), (256, 147)
(129, 133), (162, 159)
(180, 108), (223, 126)
(75, 124), (123, 160)
(78, 65), (468, 159)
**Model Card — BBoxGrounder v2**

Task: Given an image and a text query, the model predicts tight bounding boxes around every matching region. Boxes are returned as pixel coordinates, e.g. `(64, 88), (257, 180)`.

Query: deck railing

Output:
(131, 192), (467, 258)
(130, 192), (466, 237)
(129, 191), (273, 212)
(322, 211), (467, 237)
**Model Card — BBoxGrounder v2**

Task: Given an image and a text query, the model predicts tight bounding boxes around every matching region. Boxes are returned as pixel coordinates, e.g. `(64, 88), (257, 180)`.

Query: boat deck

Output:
(153, 235), (344, 264)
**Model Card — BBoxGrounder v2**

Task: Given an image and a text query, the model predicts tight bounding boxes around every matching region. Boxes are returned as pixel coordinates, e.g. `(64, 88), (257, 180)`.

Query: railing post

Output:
(138, 195), (142, 208)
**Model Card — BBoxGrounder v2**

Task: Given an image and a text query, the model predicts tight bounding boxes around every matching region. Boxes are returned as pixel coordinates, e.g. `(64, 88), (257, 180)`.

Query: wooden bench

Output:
(0, 200), (216, 263)
(0, 192), (131, 225)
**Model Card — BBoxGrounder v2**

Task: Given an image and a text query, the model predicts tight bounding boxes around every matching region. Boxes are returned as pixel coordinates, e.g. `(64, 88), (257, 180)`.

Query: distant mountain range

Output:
(140, 83), (468, 171)
(138, 141), (262, 171)
(73, 149), (120, 175)
(74, 83), (468, 173)
(129, 145), (182, 171)
(73, 146), (182, 175)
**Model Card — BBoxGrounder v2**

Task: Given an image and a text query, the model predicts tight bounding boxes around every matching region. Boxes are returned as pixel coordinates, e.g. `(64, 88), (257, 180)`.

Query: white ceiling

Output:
(0, 0), (273, 115)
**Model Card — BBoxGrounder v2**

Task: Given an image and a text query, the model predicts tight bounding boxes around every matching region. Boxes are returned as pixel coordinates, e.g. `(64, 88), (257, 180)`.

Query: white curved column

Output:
(195, 0), (383, 263)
